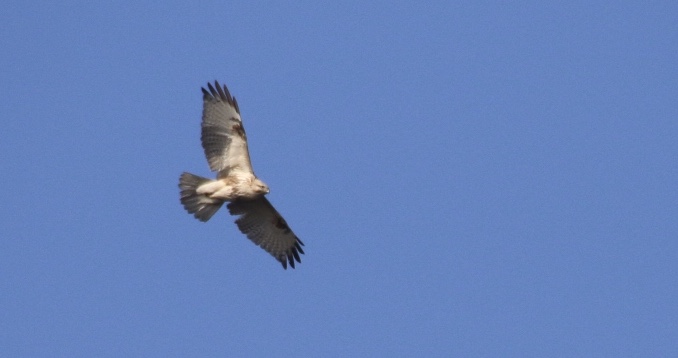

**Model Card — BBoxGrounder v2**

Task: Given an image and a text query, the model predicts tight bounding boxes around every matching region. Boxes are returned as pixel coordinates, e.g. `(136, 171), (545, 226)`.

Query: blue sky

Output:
(2, 1), (677, 356)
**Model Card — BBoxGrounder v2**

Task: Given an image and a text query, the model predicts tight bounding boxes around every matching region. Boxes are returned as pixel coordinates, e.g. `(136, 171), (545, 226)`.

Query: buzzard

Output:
(179, 81), (304, 269)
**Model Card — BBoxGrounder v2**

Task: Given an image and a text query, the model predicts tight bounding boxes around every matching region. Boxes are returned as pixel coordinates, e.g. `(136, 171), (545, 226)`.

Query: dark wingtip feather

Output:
(232, 97), (240, 113)
(203, 81), (240, 114)
(295, 242), (305, 255)
(207, 82), (217, 96)
(278, 247), (302, 270)
(214, 80), (227, 101)
(222, 83), (232, 100)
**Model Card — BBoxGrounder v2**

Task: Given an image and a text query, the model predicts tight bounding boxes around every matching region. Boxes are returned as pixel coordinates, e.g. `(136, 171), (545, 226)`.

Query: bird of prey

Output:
(179, 81), (304, 269)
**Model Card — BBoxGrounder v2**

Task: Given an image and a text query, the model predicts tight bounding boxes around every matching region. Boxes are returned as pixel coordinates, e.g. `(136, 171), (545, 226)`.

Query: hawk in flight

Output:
(179, 81), (304, 269)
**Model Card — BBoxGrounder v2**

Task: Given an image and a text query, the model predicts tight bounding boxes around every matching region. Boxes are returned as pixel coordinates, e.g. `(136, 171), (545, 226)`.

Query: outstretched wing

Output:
(201, 81), (254, 177)
(227, 197), (305, 269)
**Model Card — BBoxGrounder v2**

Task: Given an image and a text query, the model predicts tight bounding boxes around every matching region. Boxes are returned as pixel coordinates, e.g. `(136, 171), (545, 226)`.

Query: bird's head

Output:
(253, 178), (270, 195)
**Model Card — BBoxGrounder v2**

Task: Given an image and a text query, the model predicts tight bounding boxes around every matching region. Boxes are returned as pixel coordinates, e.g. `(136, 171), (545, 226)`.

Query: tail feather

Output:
(179, 172), (224, 222)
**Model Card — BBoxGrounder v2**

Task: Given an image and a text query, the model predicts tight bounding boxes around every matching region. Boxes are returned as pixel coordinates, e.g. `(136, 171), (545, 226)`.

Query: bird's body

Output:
(179, 81), (304, 269)
(197, 172), (267, 201)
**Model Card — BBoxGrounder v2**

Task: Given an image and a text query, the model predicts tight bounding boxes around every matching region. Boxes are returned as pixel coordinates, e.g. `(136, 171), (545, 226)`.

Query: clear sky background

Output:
(2, 1), (677, 357)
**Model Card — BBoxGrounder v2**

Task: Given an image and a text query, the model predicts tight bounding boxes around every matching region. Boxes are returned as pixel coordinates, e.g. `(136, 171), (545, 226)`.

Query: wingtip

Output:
(278, 251), (301, 270)
(202, 80), (240, 114)
(207, 81), (216, 94)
